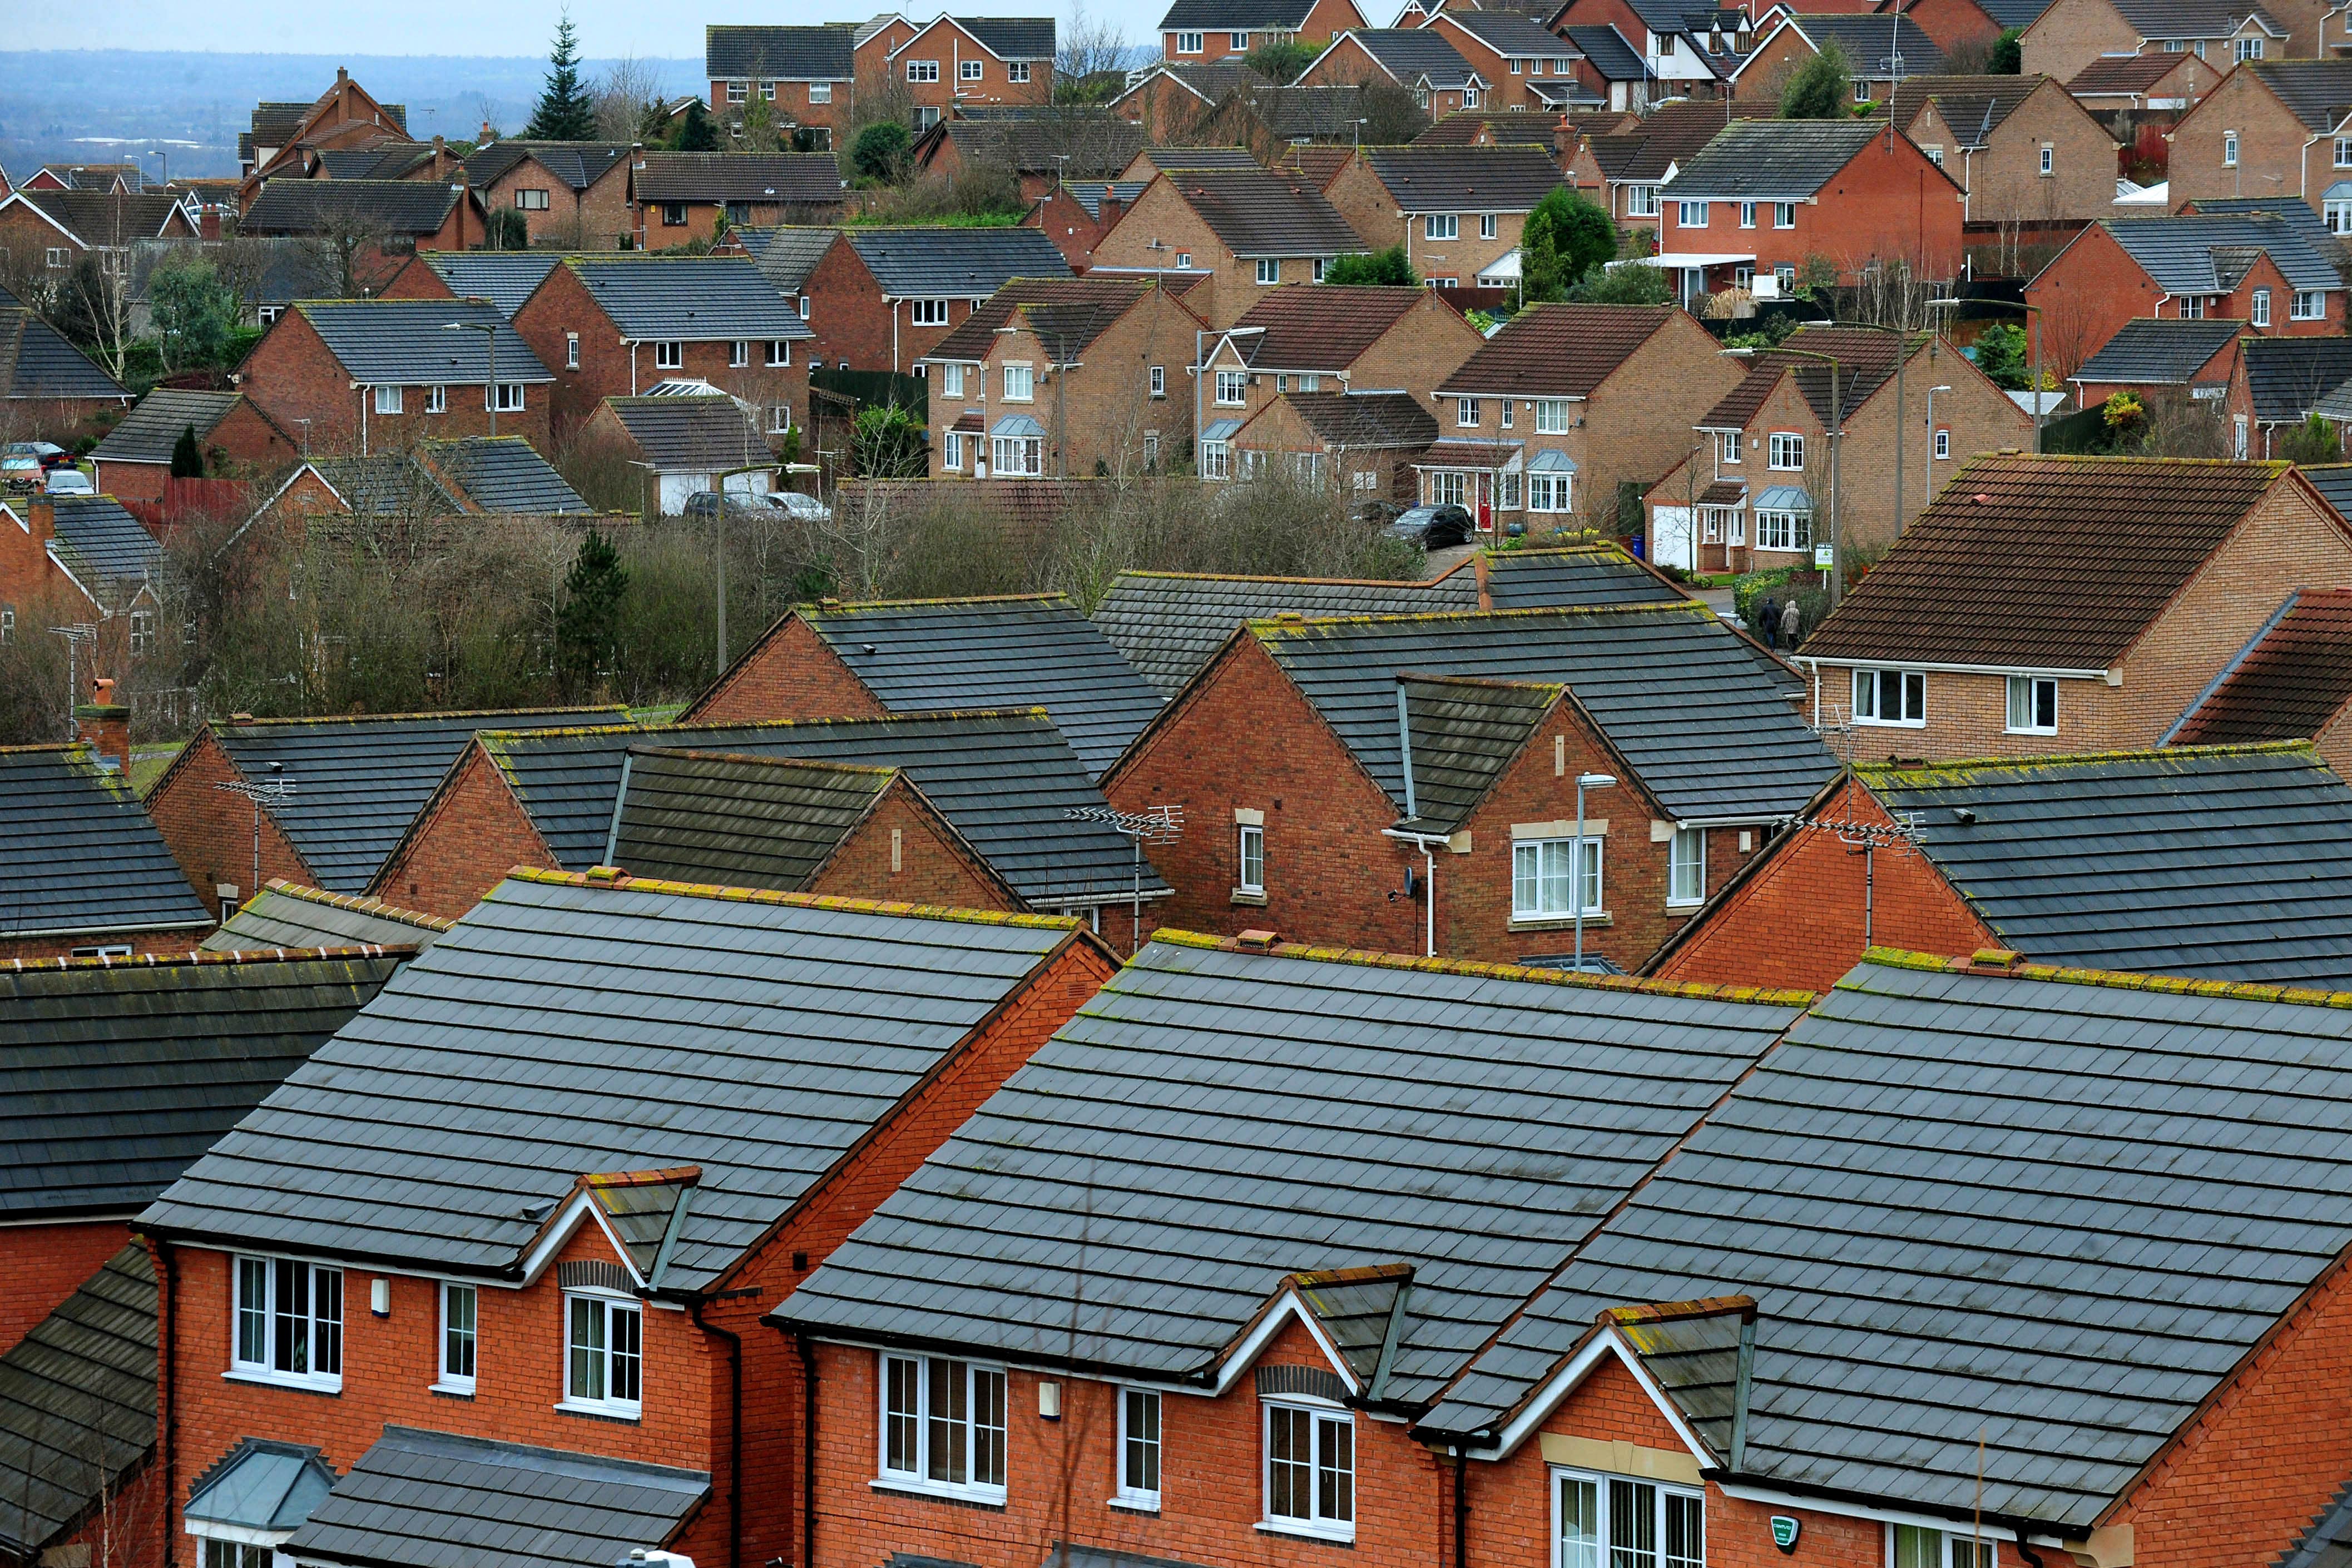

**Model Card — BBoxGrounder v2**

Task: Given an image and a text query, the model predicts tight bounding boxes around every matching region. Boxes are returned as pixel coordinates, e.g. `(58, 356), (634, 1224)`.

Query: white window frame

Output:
(2005, 674), (2057, 735)
(1256, 257), (1280, 285)
(811, 81), (834, 102)
(1513, 836), (1601, 920)
(960, 58), (984, 80)
(517, 187), (551, 211)
(1427, 213), (1460, 240)
(198, 1539), (273, 1568)
(1627, 185), (1660, 218)
(1237, 823), (1265, 894)
(1718, 430), (1742, 465)
(1774, 201), (1796, 228)
(1853, 667), (1927, 727)
(910, 297), (950, 325)
(1202, 439), (1230, 479)
(1677, 201), (1708, 228)
(2295, 289), (2328, 319)
(1003, 362), (1034, 401)
(2253, 287), (2272, 327)
(1536, 399), (1570, 434)
(2225, 131), (2239, 167)
(727, 82), (748, 103)
(1668, 827), (1706, 907)
(1528, 471), (1572, 512)
(942, 361), (966, 398)
(1232, 30), (1250, 48)
(2180, 295), (2207, 320)
(1934, 427), (1950, 460)
(1480, 212), (1497, 240)
(230, 1255), (344, 1391)
(768, 339), (791, 366)
(1552, 1466), (1705, 1568)
(435, 1281), (477, 1394)
(878, 1354), (1008, 1500)
(374, 385), (402, 415)
(560, 1289), (642, 1420)
(1755, 508), (1810, 552)
(944, 430), (965, 470)
(1739, 201), (1756, 228)
(1891, 1524), (1996, 1568)
(653, 340), (683, 369)
(908, 59), (940, 81)
(1262, 1399), (1354, 1540)
(1008, 62), (1030, 81)
(769, 400), (792, 434)
(1176, 31), (1205, 52)
(426, 384), (447, 414)
(1767, 431), (1804, 470)
(1215, 369), (1247, 406)
(494, 383), (525, 412)
(128, 608), (156, 656)
(1501, 400), (1515, 430)
(2334, 137), (2350, 168)
(993, 434), (1044, 475)
(1458, 396), (1482, 428)
(2238, 36), (2264, 59)
(729, 339), (750, 367)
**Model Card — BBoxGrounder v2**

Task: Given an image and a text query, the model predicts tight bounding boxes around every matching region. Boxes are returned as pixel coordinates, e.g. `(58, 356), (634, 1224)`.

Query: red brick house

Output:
(770, 929), (1813, 1568)
(1157, 0), (1373, 65)
(1583, 100), (1752, 235)
(0, 188), (199, 272)
(2167, 584), (2352, 778)
(462, 140), (635, 250)
(910, 108), (1147, 203)
(1100, 601), (1831, 971)
(1295, 29), (1489, 117)
(2066, 316), (2246, 431)
(507, 254), (810, 440)
(1727, 13), (1948, 109)
(1791, 453), (2352, 761)
(705, 24), (858, 143)
(628, 152), (845, 248)
(1, 304), (133, 443)
(88, 390), (298, 502)
(1417, 11), (1589, 111)
(235, 297), (554, 455)
(136, 868), (1115, 1568)
(796, 225), (1073, 373)
(859, 16), (1057, 131)
(1, 494), (173, 674)
(236, 68), (412, 194)
(1652, 117), (1966, 306)
(235, 179), (486, 295)
(2027, 214), (2347, 380)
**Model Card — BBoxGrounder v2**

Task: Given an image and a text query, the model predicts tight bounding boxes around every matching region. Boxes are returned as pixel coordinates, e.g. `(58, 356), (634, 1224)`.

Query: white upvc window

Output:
(811, 81), (833, 102)
(1176, 31), (1204, 52)
(1739, 201), (1756, 228)
(426, 384), (447, 413)
(1237, 822), (1265, 893)
(1755, 508), (1809, 552)
(1667, 827), (1706, 906)
(1854, 667), (1927, 727)
(1499, 467), (1521, 508)
(1767, 431), (1804, 469)
(1718, 430), (1742, 465)
(200, 1540), (271, 1568)
(911, 297), (950, 325)
(1513, 836), (1601, 919)
(437, 1282), (477, 1393)
(2333, 137), (2350, 167)
(1893, 1525), (1994, 1568)
(563, 1292), (642, 1418)
(944, 430), (965, 470)
(653, 340), (683, 369)
(1298, 372), (1319, 392)
(993, 434), (1043, 475)
(1177, 252), (1192, 267)
(1935, 427), (1950, 460)
(129, 609), (156, 656)
(1003, 362), (1034, 401)
(942, 361), (966, 398)
(1118, 1387), (1162, 1507)
(1264, 1400), (1353, 1539)
(729, 339), (750, 366)
(2006, 674), (2057, 734)
(908, 59), (940, 81)
(2180, 295), (2207, 319)
(1536, 399), (1570, 433)
(232, 1256), (343, 1389)
(517, 187), (551, 210)
(1427, 213), (1460, 239)
(1501, 399), (1515, 430)
(1480, 212), (1497, 239)
(1232, 30), (1250, 47)
(768, 339), (791, 366)
(1553, 1468), (1704, 1568)
(494, 383), (526, 411)
(1528, 471), (1572, 512)
(727, 81), (749, 102)
(1429, 469), (1467, 506)
(961, 58), (984, 80)
(1678, 201), (1708, 227)
(769, 400), (792, 434)
(2254, 287), (2271, 327)
(1008, 61), (1030, 81)
(879, 1354), (1008, 1498)
(1774, 201), (1796, 227)
(2039, 144), (2054, 175)
(374, 385), (402, 415)
(1457, 396), (1482, 427)
(1216, 369), (1248, 405)
(2238, 35), (2264, 59)
(2295, 289), (2328, 319)
(1202, 439), (1231, 479)
(1627, 185), (1660, 217)
(2225, 131), (2239, 167)
(1256, 257), (1280, 284)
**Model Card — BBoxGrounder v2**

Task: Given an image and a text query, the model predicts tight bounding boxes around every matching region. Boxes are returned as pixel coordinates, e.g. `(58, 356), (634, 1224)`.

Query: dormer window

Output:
(1264, 1399), (1354, 1540)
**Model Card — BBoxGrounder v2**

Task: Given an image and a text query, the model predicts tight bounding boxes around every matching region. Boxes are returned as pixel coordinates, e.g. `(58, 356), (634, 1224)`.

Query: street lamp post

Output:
(1573, 771), (1615, 972)
(1928, 296), (2042, 450)
(441, 306), (500, 438)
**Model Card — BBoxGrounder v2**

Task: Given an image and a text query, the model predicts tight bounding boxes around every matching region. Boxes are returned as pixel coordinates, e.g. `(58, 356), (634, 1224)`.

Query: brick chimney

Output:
(27, 492), (55, 548)
(74, 676), (131, 775)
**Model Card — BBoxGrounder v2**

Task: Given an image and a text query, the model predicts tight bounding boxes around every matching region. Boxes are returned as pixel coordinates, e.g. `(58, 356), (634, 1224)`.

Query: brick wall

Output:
(798, 237), (990, 375)
(1649, 777), (1996, 990)
(143, 727), (315, 911)
(237, 310), (550, 457)
(1658, 129), (1966, 286)
(0, 926), (219, 964)
(1897, 0), (2004, 54)
(369, 741), (563, 916)
(679, 615), (885, 724)
(1090, 184), (1254, 329)
(806, 784), (1024, 910)
(2151, 66), (2321, 219)
(0, 1218), (135, 1352)
(2018, 0), (2140, 82)
(1911, 83), (2118, 225)
(478, 160), (633, 251)
(974, 292), (1202, 479)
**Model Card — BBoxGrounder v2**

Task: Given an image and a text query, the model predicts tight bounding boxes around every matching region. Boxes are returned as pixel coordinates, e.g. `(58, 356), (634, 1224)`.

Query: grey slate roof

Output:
(240, 178), (463, 239)
(1779, 13), (1943, 77)
(774, 935), (1809, 1402)
(1420, 951), (2352, 1530)
(6, 188), (192, 245)
(293, 299), (553, 386)
(706, 23), (856, 80)
(1254, 604), (1833, 823)
(421, 251), (562, 318)
(1438, 10), (1573, 57)
(1397, 674), (1559, 834)
(932, 113), (1146, 179)
(462, 140), (631, 191)
(563, 255), (812, 342)
(1064, 180), (1150, 219)
(2240, 334), (2352, 424)
(1361, 145), (1566, 211)
(46, 495), (165, 609)
(1163, 168), (1364, 258)
(1349, 29), (1484, 89)
(785, 597), (1159, 778)
(0, 1248), (156, 1556)
(1483, 545), (1689, 608)
(843, 226), (1073, 299)
(729, 226), (839, 291)
(185, 1439), (335, 1535)
(0, 745), (211, 942)
(1093, 568), (1477, 695)
(2101, 214), (2343, 296)
(203, 882), (453, 954)
(1563, 25), (1646, 80)
(473, 711), (1166, 909)
(138, 873), (1091, 1287)
(2071, 316), (2243, 385)
(610, 748), (899, 892)
(597, 395), (773, 473)
(1157, 0), (1319, 28)
(88, 389), (242, 465)
(1662, 118), (1883, 200)
(204, 708), (622, 895)
(420, 436), (591, 514)
(2242, 60), (2352, 133)
(1861, 743), (2352, 988)
(2280, 1481), (2352, 1568)
(0, 309), (127, 403)
(631, 152), (845, 206)
(284, 1427), (707, 1568)
(955, 16), (1057, 59)
(0, 949), (405, 1218)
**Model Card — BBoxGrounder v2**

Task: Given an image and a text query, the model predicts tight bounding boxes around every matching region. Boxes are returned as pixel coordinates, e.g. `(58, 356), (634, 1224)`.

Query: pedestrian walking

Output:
(1780, 595), (1801, 649)
(1760, 595), (1780, 650)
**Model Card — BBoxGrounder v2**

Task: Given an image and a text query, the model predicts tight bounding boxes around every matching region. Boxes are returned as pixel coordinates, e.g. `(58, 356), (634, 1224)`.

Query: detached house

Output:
(138, 869), (1116, 1568)
(859, 17), (1057, 129)
(919, 275), (1207, 481)
(463, 140), (634, 249)
(510, 254), (811, 439)
(254, 438), (596, 527)
(1101, 601), (1831, 970)
(2063, 48), (2220, 115)
(2021, 0), (2306, 84)
(1090, 168), (1370, 328)
(1584, 99), (1749, 234)
(1323, 143), (1565, 284)
(375, 250), (561, 319)
(1296, 28), (1489, 115)
(1, 494), (174, 666)
(2231, 334), (2352, 456)
(0, 188), (198, 272)
(236, 68), (411, 193)
(800, 225), (1072, 373)
(237, 297), (554, 454)
(1157, 0), (1372, 64)
(2068, 316), (2248, 425)
(704, 24), (858, 143)
(628, 151), (845, 247)
(1794, 453), (2352, 760)
(1652, 742), (2352, 994)
(236, 180), (485, 292)
(2169, 59), (2352, 227)
(1652, 117), (1965, 305)
(0, 742), (213, 961)
(1226, 388), (1439, 498)
(88, 389), (298, 502)
(1417, 12), (1589, 111)
(1876, 73), (2119, 225)
(0, 305), (130, 440)
(1430, 303), (1742, 532)
(1730, 14), (1947, 109)
(1550, 0), (1752, 100)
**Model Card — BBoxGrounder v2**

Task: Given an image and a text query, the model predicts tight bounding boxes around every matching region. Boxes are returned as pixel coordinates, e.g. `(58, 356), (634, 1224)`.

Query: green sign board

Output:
(1771, 1516), (1801, 1554)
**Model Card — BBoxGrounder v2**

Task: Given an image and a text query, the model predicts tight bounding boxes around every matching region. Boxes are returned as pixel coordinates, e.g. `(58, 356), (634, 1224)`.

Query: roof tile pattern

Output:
(1362, 144), (1566, 211)
(1094, 569), (1477, 694)
(1225, 285), (1427, 371)
(2072, 317), (2244, 384)
(421, 251), (562, 318)
(0, 746), (210, 941)
(0, 1248), (155, 1555)
(631, 152), (844, 206)
(1663, 118), (1881, 200)
(1483, 545), (1687, 608)
(1399, 674), (1559, 833)
(1439, 303), (1675, 396)
(1163, 168), (1363, 258)
(610, 748), (895, 892)
(88, 390), (242, 465)
(204, 882), (452, 953)
(241, 178), (461, 237)
(0, 309), (127, 401)
(598, 394), (773, 471)
(843, 226), (1072, 299)
(294, 299), (552, 386)
(563, 255), (811, 341)
(706, 24), (856, 79)
(46, 494), (164, 608)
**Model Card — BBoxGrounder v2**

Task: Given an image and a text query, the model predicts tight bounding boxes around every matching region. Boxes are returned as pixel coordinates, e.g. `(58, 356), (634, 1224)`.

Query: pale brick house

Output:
(1877, 73), (2120, 226)
(1087, 167), (1366, 329)
(1793, 453), (2352, 761)
(1415, 11), (1591, 112)
(2021, 0), (2310, 83)
(1727, 13), (1947, 109)
(1294, 28), (1489, 116)
(2169, 59), (2352, 229)
(1225, 387), (1437, 499)
(1321, 143), (1565, 283)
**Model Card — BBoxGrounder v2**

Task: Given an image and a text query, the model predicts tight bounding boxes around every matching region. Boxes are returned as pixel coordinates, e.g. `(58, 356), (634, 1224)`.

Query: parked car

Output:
(1355, 498), (1407, 525)
(764, 490), (831, 523)
(2, 442), (64, 492)
(1387, 504), (1473, 549)
(682, 487), (778, 522)
(43, 465), (95, 497)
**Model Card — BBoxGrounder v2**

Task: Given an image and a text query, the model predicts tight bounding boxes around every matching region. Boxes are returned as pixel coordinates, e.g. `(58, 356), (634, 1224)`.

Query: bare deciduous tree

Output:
(594, 54), (668, 143)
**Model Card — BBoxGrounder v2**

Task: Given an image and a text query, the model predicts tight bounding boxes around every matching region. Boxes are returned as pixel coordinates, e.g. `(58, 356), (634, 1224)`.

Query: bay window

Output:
(1513, 836), (1601, 920)
(563, 1293), (642, 1417)
(232, 1256), (343, 1387)
(1554, 1470), (1703, 1568)
(1264, 1401), (1353, 1539)
(880, 1354), (1007, 1497)
(1754, 508), (1809, 552)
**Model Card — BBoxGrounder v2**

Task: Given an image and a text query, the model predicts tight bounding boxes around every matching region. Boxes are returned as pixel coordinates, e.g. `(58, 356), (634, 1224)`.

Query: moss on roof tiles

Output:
(508, 865), (1082, 927)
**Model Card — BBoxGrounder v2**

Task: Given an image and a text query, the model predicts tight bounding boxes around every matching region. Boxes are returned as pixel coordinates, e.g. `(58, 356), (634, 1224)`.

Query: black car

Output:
(1386, 503), (1474, 549)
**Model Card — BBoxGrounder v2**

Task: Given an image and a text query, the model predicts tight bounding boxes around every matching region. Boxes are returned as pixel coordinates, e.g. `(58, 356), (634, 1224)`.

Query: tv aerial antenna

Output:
(1064, 803), (1182, 955)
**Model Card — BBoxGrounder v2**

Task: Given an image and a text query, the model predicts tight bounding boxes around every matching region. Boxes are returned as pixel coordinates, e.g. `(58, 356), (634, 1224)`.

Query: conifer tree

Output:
(526, 13), (599, 141)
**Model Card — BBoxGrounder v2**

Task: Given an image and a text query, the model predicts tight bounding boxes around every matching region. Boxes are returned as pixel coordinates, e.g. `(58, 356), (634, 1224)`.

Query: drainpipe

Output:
(1453, 1445), (1471, 1568)
(358, 384), (369, 455)
(158, 1239), (178, 1568)
(630, 341), (640, 395)
(892, 302), (900, 374)
(795, 1332), (821, 1568)
(689, 1301), (744, 1568)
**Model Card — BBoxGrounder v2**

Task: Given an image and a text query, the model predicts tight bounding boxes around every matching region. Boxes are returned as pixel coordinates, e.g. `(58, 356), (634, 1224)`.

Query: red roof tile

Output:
(1438, 302), (1675, 397)
(2172, 589), (2352, 746)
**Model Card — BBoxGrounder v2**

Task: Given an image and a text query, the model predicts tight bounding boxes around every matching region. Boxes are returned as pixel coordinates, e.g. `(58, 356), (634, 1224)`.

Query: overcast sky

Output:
(21, 0), (1135, 58)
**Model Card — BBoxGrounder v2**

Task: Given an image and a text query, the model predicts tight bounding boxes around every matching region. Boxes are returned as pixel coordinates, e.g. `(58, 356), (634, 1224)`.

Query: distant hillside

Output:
(0, 51), (702, 181)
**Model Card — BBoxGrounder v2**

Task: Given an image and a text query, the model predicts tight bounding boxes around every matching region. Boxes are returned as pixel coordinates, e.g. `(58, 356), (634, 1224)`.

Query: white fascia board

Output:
(1798, 655), (2111, 680)
(515, 1187), (649, 1291)
(1482, 1324), (1717, 1467)
(1211, 1287), (1364, 1398)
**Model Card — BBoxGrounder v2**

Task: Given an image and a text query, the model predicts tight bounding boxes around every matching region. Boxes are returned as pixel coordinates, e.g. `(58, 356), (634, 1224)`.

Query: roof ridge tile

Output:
(503, 865), (1083, 930)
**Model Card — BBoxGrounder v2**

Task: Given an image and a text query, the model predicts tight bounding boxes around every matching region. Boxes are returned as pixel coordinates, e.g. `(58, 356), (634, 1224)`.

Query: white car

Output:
(43, 466), (95, 496)
(764, 489), (832, 522)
